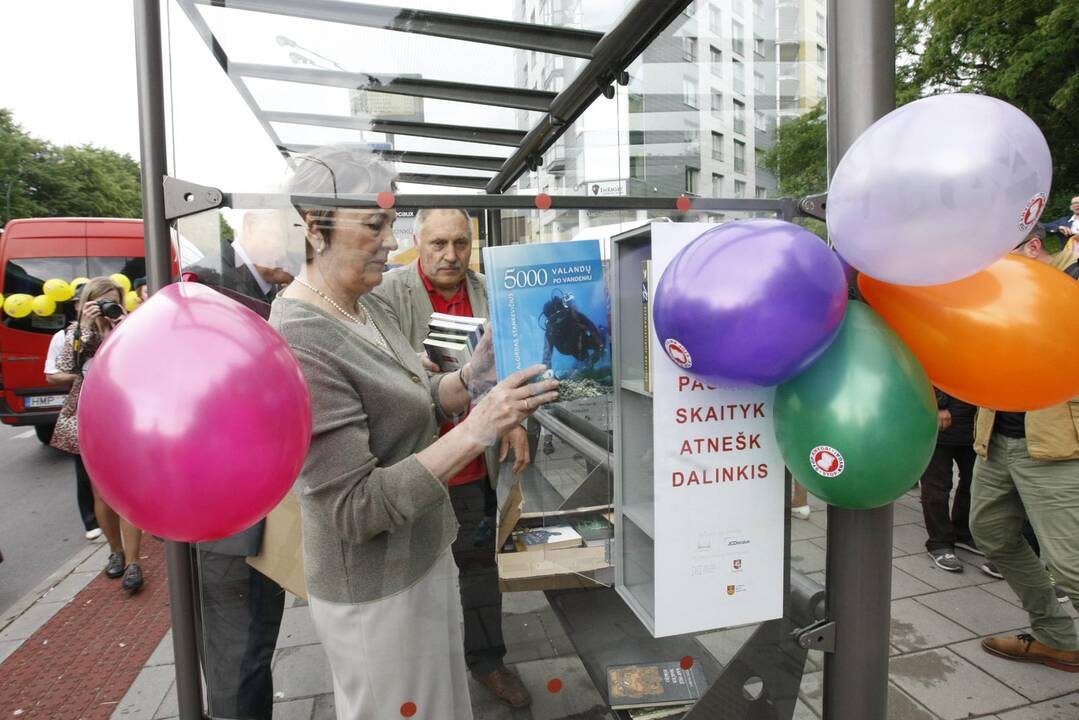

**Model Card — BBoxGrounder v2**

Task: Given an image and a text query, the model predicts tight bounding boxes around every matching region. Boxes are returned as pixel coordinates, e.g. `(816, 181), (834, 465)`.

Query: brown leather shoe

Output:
(474, 665), (532, 708)
(982, 633), (1079, 672)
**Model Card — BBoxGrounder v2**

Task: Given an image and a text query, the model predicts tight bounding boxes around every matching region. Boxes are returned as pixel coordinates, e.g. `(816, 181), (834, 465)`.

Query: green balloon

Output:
(775, 302), (938, 509)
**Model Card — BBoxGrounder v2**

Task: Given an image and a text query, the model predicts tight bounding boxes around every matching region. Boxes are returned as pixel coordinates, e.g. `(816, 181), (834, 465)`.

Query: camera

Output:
(96, 298), (124, 320)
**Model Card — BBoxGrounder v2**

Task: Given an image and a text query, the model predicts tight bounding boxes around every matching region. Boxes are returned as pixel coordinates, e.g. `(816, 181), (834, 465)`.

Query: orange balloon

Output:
(859, 255), (1079, 411)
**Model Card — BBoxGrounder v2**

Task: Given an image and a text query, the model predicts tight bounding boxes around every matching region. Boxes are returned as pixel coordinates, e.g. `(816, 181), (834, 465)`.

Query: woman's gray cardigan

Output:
(268, 296), (459, 603)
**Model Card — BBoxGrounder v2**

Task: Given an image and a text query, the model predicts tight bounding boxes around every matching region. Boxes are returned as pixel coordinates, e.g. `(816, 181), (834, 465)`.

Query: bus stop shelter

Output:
(131, 1), (896, 718)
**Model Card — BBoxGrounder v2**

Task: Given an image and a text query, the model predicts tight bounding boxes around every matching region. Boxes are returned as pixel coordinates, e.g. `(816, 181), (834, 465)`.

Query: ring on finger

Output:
(524, 397), (532, 411)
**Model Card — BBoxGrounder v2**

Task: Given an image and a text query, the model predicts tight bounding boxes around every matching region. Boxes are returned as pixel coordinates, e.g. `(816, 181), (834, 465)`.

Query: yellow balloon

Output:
(4, 294), (34, 318)
(110, 273), (132, 293)
(70, 277), (90, 291)
(42, 278), (74, 302)
(31, 295), (57, 317)
(0, 293), (4, 310)
(124, 290), (141, 312)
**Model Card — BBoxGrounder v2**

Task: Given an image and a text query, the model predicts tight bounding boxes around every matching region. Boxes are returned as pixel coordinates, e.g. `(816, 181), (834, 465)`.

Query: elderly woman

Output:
(268, 147), (558, 720)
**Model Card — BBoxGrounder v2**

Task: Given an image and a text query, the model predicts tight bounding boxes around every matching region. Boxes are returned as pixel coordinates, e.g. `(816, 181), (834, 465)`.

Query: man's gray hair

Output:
(413, 208), (472, 240)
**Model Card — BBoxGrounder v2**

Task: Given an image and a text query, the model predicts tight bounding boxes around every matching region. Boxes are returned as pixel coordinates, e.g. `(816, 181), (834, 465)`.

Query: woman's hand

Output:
(463, 364), (558, 447)
(499, 425), (531, 474)
(80, 301), (101, 330)
(417, 351), (440, 373)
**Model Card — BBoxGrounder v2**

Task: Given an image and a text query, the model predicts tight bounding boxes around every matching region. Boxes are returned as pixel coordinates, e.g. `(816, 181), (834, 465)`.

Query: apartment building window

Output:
(734, 179), (747, 197)
(711, 90), (723, 118)
(711, 131), (724, 161)
(686, 167), (700, 195)
(709, 5), (721, 34)
(754, 70), (766, 95)
(816, 44), (826, 66)
(683, 36), (698, 62)
(710, 45), (722, 75)
(712, 173), (724, 197)
(630, 155), (645, 180)
(733, 140), (746, 173)
(683, 0), (697, 16)
(816, 75), (827, 97)
(683, 76), (699, 108)
(756, 185), (767, 199)
(733, 99), (746, 134)
(754, 110), (767, 132)
(816, 11), (826, 36)
(753, 0), (765, 18)
(731, 20), (744, 56)
(732, 59), (745, 94)
(754, 36), (765, 57)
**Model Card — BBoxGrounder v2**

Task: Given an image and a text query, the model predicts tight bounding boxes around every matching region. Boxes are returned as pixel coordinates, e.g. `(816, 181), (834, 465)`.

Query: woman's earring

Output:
(317, 238), (326, 255)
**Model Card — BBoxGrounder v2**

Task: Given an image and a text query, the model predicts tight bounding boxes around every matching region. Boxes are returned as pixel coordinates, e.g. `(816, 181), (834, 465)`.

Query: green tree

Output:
(763, 1), (1079, 220)
(0, 108), (143, 226)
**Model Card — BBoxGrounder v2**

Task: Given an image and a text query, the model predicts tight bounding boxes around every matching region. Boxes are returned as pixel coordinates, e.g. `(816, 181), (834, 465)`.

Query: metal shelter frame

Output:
(132, 0), (897, 718)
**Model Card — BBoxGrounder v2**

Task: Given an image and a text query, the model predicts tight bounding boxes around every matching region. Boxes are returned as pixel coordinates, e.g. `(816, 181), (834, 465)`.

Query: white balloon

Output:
(827, 94), (1052, 286)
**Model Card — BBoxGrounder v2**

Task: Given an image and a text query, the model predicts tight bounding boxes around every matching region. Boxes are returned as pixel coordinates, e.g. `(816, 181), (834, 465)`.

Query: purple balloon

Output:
(653, 220), (848, 386)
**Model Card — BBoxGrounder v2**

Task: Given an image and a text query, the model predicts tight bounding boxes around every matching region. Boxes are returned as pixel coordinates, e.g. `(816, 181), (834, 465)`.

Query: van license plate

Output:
(25, 396), (66, 409)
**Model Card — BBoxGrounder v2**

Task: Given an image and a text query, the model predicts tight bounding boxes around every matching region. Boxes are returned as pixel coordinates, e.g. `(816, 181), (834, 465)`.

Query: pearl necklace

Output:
(294, 278), (365, 324)
(294, 278), (389, 350)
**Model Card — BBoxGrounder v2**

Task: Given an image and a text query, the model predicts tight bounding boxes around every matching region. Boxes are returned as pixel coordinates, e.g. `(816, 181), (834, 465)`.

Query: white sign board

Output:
(649, 223), (785, 637)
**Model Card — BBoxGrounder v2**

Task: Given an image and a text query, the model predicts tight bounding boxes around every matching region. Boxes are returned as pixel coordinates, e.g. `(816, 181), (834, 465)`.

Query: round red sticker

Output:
(664, 338), (693, 369)
(1019, 192), (1046, 231)
(810, 445), (845, 478)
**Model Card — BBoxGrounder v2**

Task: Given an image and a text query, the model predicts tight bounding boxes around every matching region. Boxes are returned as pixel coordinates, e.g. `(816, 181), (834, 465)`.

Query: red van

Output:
(0, 218), (146, 443)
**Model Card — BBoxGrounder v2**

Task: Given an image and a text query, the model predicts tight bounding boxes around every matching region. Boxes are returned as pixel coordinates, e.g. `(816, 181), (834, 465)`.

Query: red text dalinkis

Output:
(672, 464), (769, 486)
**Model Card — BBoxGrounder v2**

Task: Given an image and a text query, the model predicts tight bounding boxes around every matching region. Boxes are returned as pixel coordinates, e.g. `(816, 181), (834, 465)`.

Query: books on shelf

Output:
(511, 525), (583, 552)
(481, 240), (612, 390)
(627, 705), (694, 720)
(422, 312), (486, 372)
(607, 661), (706, 710)
(572, 513), (614, 548)
(642, 259), (653, 393)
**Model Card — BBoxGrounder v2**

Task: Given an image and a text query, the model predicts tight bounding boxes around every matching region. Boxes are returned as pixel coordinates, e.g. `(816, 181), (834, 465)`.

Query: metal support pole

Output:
(133, 2), (204, 719)
(822, 1), (896, 719)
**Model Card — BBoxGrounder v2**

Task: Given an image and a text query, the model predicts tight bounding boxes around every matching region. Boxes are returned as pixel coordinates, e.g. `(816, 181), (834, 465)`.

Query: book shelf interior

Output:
(612, 226), (658, 633)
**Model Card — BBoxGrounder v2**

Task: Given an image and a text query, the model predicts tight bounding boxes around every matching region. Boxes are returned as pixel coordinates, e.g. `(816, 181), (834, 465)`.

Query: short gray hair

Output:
(413, 208), (471, 241)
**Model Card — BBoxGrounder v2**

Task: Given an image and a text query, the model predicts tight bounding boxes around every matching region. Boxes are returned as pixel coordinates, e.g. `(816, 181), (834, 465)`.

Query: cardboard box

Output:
(496, 474), (613, 592)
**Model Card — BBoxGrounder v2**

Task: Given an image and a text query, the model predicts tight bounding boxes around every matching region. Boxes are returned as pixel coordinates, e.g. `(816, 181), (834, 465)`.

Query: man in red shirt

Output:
(372, 208), (532, 708)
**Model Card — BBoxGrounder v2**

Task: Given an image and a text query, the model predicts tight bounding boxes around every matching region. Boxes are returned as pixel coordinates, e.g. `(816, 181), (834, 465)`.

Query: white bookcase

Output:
(611, 223), (786, 638)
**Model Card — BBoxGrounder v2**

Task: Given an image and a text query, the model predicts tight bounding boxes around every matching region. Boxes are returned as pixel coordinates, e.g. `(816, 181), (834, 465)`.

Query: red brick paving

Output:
(0, 541), (172, 719)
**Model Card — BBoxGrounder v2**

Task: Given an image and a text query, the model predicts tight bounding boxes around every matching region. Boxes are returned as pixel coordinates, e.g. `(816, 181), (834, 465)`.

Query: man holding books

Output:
(372, 208), (532, 708)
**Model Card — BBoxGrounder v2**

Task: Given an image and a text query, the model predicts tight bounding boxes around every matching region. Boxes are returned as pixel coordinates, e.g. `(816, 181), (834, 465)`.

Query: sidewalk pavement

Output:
(3, 489), (1079, 719)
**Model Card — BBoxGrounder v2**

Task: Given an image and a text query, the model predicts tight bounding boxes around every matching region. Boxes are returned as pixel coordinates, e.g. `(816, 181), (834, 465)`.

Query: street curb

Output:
(0, 541), (104, 632)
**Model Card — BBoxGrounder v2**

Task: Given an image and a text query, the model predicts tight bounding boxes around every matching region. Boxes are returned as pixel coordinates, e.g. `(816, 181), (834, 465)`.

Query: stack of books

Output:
(422, 312), (486, 372)
(510, 525), (584, 553)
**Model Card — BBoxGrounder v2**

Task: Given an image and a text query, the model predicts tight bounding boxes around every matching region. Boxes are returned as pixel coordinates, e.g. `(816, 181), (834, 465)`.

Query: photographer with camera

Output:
(50, 276), (146, 594)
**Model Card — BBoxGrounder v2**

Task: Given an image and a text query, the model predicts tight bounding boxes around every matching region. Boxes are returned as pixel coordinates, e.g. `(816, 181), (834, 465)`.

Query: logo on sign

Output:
(727, 584), (737, 596)
(733, 559), (742, 571)
(810, 445), (845, 478)
(1019, 192), (1047, 231)
(664, 338), (692, 369)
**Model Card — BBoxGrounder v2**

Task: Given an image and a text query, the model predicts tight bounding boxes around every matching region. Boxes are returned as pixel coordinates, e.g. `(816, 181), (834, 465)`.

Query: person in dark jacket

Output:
(921, 389), (979, 572)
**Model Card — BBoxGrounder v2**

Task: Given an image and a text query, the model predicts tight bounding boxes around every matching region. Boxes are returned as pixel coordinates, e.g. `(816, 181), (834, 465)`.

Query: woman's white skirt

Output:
(308, 550), (473, 720)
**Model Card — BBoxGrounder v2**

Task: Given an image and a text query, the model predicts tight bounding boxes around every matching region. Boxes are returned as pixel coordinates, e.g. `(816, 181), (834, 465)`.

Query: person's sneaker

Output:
(982, 633), (1079, 672)
(84, 528), (103, 541)
(121, 563), (144, 593)
(929, 549), (963, 573)
(1055, 584), (1070, 604)
(474, 666), (531, 708)
(790, 505), (811, 520)
(955, 539), (985, 556)
(105, 551), (125, 579)
(981, 560), (1004, 579)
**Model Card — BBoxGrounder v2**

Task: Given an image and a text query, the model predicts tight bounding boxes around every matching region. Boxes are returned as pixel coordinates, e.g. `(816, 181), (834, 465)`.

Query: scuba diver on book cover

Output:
(540, 289), (607, 370)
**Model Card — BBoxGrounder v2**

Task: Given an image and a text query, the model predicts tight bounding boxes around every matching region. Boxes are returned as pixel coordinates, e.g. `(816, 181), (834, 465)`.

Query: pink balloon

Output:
(78, 283), (311, 542)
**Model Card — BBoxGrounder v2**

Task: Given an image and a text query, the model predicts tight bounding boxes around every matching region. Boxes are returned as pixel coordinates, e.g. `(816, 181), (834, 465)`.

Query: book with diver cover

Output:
(481, 240), (612, 390)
